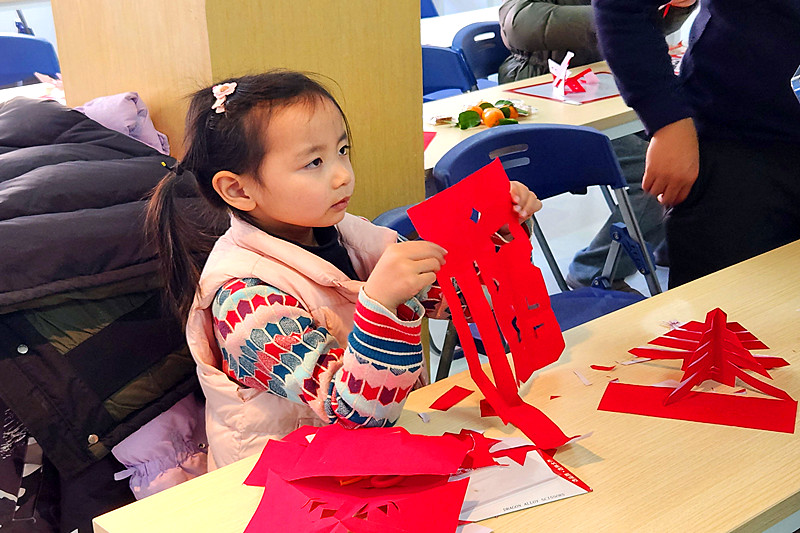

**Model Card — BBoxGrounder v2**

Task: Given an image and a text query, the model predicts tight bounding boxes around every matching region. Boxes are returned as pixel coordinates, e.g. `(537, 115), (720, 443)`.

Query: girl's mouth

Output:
(332, 197), (350, 211)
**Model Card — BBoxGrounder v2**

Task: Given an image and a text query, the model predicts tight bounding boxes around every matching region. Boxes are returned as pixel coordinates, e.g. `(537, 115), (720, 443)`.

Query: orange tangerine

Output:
(468, 105), (484, 118)
(482, 107), (505, 127)
(504, 105), (519, 119)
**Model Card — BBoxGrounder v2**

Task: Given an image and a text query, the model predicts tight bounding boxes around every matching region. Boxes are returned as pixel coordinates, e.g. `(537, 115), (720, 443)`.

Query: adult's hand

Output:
(643, 117), (700, 206)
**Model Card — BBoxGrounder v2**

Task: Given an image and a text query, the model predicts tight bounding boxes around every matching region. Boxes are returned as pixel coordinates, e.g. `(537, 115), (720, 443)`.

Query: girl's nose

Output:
(332, 162), (353, 188)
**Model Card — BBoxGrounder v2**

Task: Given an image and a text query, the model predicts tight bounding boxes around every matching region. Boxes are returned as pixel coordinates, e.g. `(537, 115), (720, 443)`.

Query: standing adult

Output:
(593, 0), (800, 287)
(497, 0), (695, 290)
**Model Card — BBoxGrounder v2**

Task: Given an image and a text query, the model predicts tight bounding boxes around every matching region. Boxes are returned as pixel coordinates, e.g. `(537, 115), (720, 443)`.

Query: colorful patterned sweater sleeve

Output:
(211, 277), (424, 428)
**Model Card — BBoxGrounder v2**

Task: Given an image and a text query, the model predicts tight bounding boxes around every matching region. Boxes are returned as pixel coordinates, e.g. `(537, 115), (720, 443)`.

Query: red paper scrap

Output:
(430, 385), (475, 411)
(590, 364), (616, 372)
(479, 399), (497, 418)
(490, 444), (538, 467)
(423, 131), (437, 150)
(598, 381), (797, 433)
(550, 395), (561, 400)
(408, 159), (574, 449)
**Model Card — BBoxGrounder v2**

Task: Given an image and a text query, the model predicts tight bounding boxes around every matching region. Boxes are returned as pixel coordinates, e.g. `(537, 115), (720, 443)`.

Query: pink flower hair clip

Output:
(211, 82), (237, 114)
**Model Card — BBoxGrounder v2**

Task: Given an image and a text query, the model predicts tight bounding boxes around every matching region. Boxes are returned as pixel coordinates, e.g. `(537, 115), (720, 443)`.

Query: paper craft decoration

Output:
(507, 71), (619, 104)
(547, 51), (574, 100)
(408, 159), (575, 450)
(544, 51), (600, 100)
(244, 425), (590, 532)
(598, 308), (797, 433)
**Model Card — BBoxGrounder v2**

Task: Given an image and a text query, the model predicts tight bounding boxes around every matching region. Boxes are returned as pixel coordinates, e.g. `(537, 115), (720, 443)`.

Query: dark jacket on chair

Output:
(0, 97), (212, 532)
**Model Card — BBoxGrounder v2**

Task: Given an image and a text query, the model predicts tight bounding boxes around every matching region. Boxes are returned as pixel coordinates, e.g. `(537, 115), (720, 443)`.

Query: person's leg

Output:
(567, 134), (666, 286)
(666, 138), (800, 287)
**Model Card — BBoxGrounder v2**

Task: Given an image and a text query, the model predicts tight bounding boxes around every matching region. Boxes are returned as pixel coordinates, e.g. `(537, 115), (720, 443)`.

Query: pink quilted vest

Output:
(185, 214), (396, 469)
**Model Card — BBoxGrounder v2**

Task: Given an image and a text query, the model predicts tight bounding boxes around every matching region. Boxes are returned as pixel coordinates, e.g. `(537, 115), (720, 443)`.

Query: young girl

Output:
(147, 70), (542, 469)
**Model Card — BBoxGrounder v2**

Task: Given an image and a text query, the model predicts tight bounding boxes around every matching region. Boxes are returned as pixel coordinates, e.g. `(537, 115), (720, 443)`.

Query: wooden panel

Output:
(50, 0), (212, 158)
(205, 0), (424, 219)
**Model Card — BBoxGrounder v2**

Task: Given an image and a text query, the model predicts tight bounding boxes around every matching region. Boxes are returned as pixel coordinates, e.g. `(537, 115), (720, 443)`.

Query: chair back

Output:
(422, 45), (478, 98)
(433, 123), (661, 297)
(432, 123), (627, 199)
(420, 0), (439, 18)
(0, 33), (60, 86)
(451, 22), (509, 80)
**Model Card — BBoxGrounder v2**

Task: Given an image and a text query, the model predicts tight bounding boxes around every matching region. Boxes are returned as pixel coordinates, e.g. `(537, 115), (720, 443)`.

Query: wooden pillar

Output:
(51, 0), (423, 218)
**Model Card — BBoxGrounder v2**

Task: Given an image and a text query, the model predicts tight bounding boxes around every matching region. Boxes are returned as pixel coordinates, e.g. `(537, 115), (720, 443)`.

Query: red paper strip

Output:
(429, 385), (474, 411)
(550, 395), (561, 400)
(590, 364), (616, 372)
(598, 381), (797, 433)
(479, 399), (497, 418)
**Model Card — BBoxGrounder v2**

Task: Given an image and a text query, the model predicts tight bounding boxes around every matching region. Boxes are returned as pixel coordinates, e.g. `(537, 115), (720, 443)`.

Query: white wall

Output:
(0, 1), (58, 53)
(433, 0), (502, 16)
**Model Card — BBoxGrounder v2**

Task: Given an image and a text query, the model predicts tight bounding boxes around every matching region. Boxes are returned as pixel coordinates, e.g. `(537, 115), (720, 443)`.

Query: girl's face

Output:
(247, 97), (354, 245)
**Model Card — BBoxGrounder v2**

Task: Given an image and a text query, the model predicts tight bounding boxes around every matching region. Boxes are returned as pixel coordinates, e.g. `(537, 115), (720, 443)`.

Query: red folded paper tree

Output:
(598, 308), (797, 433)
(630, 308), (790, 404)
(408, 159), (575, 449)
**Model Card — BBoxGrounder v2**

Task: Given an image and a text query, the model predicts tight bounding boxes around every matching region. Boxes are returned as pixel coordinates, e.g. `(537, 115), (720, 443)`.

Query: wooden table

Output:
(423, 61), (643, 171)
(93, 241), (800, 533)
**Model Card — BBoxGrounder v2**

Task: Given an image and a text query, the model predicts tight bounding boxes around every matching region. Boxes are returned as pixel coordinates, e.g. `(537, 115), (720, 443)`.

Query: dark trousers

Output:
(666, 137), (800, 287)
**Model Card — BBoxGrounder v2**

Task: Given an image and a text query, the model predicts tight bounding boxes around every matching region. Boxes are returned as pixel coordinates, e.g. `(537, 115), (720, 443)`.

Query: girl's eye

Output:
(339, 145), (350, 156)
(305, 157), (323, 169)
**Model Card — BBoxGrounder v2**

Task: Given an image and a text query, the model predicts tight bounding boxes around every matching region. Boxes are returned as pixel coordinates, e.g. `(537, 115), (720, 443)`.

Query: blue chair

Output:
(422, 45), (478, 102)
(372, 204), (418, 241)
(421, 0), (439, 18)
(0, 33), (60, 86)
(451, 22), (510, 89)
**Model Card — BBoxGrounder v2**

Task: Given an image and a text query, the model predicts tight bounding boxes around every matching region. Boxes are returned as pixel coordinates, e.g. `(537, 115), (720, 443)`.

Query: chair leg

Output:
(613, 189), (662, 295)
(435, 321), (459, 382)
(532, 215), (570, 292)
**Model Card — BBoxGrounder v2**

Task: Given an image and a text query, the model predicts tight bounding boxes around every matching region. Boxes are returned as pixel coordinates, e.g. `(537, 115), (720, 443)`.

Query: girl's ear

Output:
(212, 170), (256, 211)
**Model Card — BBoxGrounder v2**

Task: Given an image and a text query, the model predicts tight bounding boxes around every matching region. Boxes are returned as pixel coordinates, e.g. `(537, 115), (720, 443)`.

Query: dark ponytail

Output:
(146, 70), (349, 322)
(145, 167), (228, 321)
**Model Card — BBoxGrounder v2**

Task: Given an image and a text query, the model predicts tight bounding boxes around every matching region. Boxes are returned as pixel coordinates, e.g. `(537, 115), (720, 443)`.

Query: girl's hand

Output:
(510, 181), (542, 223)
(364, 241), (447, 313)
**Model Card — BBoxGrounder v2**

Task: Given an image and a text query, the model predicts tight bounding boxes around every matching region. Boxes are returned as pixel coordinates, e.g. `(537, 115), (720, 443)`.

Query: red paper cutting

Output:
(429, 385), (475, 411)
(244, 425), (474, 533)
(408, 159), (574, 449)
(244, 424), (578, 532)
(598, 308), (796, 433)
(590, 364), (616, 372)
(630, 308), (789, 405)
